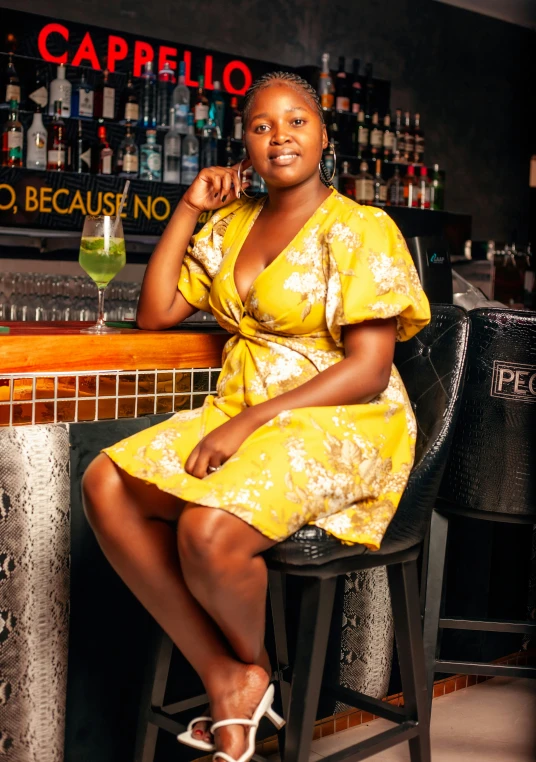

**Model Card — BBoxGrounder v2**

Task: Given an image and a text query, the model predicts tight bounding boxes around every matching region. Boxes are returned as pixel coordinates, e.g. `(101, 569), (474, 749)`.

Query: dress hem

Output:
(102, 448), (382, 550)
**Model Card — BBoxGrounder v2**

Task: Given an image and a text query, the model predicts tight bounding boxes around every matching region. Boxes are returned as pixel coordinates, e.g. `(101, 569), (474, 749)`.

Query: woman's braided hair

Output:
(241, 71), (334, 187)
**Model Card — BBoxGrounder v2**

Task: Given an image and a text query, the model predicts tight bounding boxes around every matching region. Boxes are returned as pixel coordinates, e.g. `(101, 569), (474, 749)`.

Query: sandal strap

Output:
(213, 753), (237, 762)
(210, 718), (257, 733)
(187, 717), (213, 732)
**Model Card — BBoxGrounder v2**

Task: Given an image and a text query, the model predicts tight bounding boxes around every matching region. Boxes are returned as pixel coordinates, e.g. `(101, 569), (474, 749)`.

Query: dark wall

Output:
(2, 0), (534, 242)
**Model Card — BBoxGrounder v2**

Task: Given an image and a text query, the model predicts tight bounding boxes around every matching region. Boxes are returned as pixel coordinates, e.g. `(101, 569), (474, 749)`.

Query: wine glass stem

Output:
(96, 287), (106, 326)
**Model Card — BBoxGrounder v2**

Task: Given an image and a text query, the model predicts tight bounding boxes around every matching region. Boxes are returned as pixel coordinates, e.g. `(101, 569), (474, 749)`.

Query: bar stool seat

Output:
(263, 305), (469, 762)
(422, 307), (536, 706)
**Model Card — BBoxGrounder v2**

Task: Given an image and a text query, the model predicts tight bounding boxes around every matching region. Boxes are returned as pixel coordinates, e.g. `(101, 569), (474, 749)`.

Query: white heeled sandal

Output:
(210, 684), (285, 762)
(177, 716), (216, 751)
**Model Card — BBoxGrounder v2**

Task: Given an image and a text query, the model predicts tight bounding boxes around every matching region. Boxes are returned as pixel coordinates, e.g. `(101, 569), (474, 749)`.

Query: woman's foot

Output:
(191, 710), (213, 746)
(208, 662), (271, 762)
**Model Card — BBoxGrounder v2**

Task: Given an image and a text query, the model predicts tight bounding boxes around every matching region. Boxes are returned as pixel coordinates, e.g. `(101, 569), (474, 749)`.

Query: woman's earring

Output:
(321, 142), (337, 184)
(238, 159), (256, 199)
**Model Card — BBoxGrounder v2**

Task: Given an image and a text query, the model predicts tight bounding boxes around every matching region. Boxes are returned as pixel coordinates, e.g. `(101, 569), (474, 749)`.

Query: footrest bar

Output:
(439, 617), (536, 634)
(161, 692), (209, 715)
(145, 708), (185, 735)
(436, 661), (536, 679)
(326, 685), (406, 723)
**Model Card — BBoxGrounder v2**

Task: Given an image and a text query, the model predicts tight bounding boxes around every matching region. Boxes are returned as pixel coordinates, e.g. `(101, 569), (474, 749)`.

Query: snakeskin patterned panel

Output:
(335, 568), (394, 711)
(0, 425), (70, 762)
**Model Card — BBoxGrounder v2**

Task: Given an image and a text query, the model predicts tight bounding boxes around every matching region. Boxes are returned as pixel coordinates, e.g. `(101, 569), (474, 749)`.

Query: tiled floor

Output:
(268, 678), (536, 761)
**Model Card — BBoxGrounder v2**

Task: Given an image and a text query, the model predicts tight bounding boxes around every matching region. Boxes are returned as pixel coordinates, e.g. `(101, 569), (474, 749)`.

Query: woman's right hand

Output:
(181, 161), (252, 214)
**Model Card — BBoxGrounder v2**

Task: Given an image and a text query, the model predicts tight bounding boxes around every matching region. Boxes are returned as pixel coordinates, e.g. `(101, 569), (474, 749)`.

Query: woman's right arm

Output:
(136, 163), (247, 331)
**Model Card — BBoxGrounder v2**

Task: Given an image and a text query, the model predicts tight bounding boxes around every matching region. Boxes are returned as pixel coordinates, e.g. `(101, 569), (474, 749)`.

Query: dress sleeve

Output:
(178, 199), (244, 312)
(325, 206), (431, 346)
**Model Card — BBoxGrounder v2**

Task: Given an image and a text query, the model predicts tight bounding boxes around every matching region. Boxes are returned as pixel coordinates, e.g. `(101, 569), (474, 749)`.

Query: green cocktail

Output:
(79, 214), (127, 334)
(79, 236), (126, 287)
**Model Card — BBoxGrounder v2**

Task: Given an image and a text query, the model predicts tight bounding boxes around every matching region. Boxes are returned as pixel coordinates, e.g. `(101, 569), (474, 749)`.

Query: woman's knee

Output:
(81, 453), (123, 530)
(178, 506), (233, 572)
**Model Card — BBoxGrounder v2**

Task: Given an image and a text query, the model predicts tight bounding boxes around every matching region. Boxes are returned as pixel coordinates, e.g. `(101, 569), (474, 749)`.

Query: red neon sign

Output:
(36, 22), (253, 95)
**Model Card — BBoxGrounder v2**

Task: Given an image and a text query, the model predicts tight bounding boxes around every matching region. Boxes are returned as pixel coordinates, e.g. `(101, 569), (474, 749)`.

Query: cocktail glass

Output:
(79, 215), (126, 334)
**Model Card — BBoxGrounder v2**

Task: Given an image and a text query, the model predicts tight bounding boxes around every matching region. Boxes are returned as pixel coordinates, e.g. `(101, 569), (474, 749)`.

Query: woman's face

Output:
(244, 82), (328, 189)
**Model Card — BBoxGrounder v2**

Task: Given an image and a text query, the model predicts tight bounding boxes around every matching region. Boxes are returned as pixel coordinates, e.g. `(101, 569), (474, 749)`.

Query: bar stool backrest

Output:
(380, 304), (470, 552)
(439, 307), (536, 519)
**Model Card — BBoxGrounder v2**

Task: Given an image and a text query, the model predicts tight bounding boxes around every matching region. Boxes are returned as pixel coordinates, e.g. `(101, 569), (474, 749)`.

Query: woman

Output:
(82, 71), (430, 762)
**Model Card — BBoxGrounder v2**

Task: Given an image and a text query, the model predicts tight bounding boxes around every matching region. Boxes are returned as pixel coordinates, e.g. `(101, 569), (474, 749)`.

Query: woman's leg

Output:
(178, 505), (277, 761)
(82, 455), (246, 742)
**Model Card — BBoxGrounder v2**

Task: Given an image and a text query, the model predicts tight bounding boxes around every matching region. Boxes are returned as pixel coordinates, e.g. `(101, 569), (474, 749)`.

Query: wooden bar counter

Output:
(0, 321), (228, 427)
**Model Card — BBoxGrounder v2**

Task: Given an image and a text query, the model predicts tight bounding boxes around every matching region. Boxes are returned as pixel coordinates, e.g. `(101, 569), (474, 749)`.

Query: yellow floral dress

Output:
(104, 189), (430, 549)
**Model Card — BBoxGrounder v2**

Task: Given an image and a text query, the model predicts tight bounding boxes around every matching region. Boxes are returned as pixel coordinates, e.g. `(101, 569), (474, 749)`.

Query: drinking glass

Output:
(78, 215), (126, 334)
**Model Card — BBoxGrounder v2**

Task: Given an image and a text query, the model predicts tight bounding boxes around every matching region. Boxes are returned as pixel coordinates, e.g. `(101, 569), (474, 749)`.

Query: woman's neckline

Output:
(231, 187), (336, 307)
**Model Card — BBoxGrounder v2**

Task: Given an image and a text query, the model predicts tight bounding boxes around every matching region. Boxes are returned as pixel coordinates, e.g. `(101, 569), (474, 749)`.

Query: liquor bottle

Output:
(116, 122), (139, 177)
(356, 110), (369, 160)
(523, 245), (536, 309)
(157, 61), (176, 127)
(1, 100), (23, 167)
(231, 97), (243, 140)
(355, 161), (374, 204)
(200, 118), (219, 168)
(430, 164), (445, 210)
(71, 119), (93, 173)
(363, 62), (374, 114)
(224, 136), (234, 167)
(339, 160), (356, 199)
(72, 72), (94, 119)
(141, 61), (157, 128)
(27, 67), (48, 112)
(172, 61), (190, 135)
(97, 125), (113, 175)
(194, 75), (209, 135)
(120, 72), (139, 125)
(47, 100), (67, 171)
(386, 164), (403, 206)
(164, 108), (181, 183)
(372, 159), (387, 207)
(369, 112), (383, 158)
(350, 58), (362, 115)
(318, 52), (334, 112)
(26, 107), (47, 170)
(402, 111), (414, 164)
(403, 164), (418, 207)
(140, 129), (162, 181)
(413, 113), (425, 164)
(418, 166), (431, 209)
(335, 56), (350, 113)
(181, 113), (199, 185)
(3, 54), (20, 106)
(322, 142), (338, 188)
(382, 114), (395, 162)
(393, 108), (403, 162)
(209, 81), (225, 138)
(251, 170), (267, 194)
(94, 68), (116, 121)
(48, 64), (71, 117)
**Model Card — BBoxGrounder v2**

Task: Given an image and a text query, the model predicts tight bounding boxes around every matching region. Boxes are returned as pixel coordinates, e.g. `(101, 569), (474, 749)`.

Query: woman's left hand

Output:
(184, 410), (260, 479)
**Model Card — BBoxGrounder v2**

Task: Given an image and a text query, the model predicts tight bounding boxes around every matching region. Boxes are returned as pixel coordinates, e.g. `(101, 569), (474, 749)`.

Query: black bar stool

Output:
(264, 304), (469, 762)
(134, 305), (469, 762)
(422, 308), (536, 705)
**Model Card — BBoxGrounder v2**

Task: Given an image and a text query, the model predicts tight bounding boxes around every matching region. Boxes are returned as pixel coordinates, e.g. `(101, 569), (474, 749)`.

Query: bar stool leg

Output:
(268, 570), (291, 752)
(388, 560), (431, 762)
(422, 510), (449, 706)
(282, 576), (337, 762)
(133, 627), (174, 762)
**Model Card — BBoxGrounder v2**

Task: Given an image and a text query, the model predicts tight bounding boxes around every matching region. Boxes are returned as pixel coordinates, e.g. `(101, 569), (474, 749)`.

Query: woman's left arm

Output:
(246, 317), (396, 424)
(185, 318), (396, 477)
